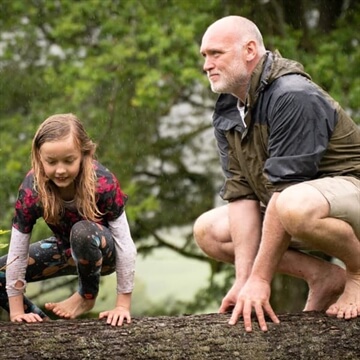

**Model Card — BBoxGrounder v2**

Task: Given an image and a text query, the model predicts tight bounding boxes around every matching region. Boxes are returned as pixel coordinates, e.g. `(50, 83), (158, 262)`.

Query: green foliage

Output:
(0, 0), (358, 315)
(0, 230), (10, 250)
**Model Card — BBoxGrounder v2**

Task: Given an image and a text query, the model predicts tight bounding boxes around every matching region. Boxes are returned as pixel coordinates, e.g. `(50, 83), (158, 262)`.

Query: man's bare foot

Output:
(304, 263), (346, 312)
(326, 272), (360, 319)
(45, 292), (95, 319)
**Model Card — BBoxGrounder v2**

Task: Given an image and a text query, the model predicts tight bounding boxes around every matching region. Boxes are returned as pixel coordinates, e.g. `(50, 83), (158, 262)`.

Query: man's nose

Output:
(203, 57), (214, 72)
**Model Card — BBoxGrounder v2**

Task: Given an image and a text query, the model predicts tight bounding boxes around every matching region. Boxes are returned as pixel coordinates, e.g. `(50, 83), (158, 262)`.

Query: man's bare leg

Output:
(193, 205), (346, 312)
(277, 183), (360, 319)
(326, 272), (360, 318)
(278, 250), (345, 311)
(45, 292), (95, 319)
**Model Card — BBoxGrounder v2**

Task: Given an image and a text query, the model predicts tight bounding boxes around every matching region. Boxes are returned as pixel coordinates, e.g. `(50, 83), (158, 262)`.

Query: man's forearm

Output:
(229, 199), (262, 284)
(251, 193), (291, 282)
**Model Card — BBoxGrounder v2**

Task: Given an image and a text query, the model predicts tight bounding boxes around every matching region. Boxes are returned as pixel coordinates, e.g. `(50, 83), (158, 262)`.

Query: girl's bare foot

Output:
(326, 272), (360, 319)
(304, 263), (346, 312)
(45, 292), (95, 319)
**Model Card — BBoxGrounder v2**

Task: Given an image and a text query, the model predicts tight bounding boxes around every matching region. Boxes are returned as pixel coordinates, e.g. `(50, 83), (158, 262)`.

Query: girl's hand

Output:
(10, 312), (44, 323)
(99, 306), (131, 326)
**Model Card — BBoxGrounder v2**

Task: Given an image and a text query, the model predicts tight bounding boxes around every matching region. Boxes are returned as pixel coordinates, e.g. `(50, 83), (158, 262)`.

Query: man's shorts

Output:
(304, 176), (360, 238)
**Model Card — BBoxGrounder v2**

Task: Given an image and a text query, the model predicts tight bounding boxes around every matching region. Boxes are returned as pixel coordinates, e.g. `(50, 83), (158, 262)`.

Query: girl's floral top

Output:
(12, 160), (127, 247)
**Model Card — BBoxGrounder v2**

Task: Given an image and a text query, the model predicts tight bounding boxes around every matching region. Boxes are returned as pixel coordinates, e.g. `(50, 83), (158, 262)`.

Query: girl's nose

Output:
(55, 166), (66, 175)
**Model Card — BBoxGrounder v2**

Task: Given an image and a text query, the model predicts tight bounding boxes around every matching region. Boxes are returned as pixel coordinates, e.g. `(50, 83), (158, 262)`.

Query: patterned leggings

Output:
(0, 220), (116, 318)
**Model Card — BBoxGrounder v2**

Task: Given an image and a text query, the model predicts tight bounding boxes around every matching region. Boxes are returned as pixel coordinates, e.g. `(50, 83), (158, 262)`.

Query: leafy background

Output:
(0, 0), (359, 319)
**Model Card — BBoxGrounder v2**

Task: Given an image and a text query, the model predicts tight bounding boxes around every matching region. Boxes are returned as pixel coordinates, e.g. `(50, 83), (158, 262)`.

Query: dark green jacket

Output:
(213, 51), (360, 205)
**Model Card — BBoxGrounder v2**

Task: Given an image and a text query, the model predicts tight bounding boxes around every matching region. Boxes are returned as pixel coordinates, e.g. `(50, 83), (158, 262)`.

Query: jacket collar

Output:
(213, 51), (311, 131)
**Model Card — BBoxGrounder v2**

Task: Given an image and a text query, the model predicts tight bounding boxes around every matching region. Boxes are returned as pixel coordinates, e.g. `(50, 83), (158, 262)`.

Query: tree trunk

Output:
(0, 312), (359, 359)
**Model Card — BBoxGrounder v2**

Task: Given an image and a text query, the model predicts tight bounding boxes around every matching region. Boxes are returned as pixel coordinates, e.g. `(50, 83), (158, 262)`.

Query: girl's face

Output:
(39, 134), (82, 198)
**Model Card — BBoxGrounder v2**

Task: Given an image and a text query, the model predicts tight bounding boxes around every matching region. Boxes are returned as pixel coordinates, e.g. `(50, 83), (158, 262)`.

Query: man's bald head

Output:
(203, 16), (265, 54)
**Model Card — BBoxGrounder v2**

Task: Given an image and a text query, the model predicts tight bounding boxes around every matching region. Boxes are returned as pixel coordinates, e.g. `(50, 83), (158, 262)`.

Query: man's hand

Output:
(218, 282), (243, 314)
(229, 277), (279, 332)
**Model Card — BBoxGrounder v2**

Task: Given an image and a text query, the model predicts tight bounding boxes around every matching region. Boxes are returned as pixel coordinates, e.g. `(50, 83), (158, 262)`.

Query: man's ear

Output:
(244, 40), (257, 62)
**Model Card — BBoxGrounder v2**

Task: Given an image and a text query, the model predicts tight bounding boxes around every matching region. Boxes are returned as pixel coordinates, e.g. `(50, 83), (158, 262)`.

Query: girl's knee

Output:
(70, 221), (99, 253)
(71, 220), (95, 234)
(71, 220), (114, 262)
(70, 220), (105, 244)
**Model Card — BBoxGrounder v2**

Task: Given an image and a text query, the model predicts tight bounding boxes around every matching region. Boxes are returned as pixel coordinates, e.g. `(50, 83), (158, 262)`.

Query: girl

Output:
(0, 113), (137, 326)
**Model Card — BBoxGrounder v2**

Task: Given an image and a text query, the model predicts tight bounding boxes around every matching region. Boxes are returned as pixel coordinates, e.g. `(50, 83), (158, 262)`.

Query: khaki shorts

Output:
(304, 176), (360, 238)
(288, 176), (360, 250)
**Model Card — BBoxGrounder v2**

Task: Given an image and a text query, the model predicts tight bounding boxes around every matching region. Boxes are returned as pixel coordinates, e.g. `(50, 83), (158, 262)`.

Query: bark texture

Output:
(0, 312), (359, 359)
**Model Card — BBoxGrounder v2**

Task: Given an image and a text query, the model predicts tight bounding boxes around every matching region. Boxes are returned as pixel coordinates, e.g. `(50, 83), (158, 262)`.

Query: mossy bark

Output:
(0, 312), (359, 359)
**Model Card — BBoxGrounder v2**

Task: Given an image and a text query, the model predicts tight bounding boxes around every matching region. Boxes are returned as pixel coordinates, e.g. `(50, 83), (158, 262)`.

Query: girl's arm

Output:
(9, 294), (42, 322)
(115, 292), (132, 310)
(6, 228), (43, 322)
(108, 211), (137, 294)
(99, 211), (136, 326)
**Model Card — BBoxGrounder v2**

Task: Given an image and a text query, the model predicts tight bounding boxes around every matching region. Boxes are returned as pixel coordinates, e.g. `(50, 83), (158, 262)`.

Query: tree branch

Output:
(0, 312), (358, 359)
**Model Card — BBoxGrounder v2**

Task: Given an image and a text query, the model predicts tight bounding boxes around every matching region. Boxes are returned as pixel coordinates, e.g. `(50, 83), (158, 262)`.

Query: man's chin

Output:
(211, 85), (224, 94)
(210, 83), (230, 94)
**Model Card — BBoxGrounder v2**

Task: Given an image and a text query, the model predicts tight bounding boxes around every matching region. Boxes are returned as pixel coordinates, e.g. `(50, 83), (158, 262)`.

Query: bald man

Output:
(194, 15), (360, 332)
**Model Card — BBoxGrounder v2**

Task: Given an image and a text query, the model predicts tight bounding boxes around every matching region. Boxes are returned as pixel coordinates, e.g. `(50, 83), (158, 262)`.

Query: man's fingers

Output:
(242, 300), (253, 332)
(219, 298), (234, 314)
(230, 300), (279, 332)
(264, 303), (280, 325)
(254, 302), (280, 332)
(228, 301), (243, 325)
(254, 303), (267, 331)
(218, 301), (228, 314)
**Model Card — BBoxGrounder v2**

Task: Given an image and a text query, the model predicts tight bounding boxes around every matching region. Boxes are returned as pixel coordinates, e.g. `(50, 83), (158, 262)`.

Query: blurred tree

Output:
(0, 0), (359, 316)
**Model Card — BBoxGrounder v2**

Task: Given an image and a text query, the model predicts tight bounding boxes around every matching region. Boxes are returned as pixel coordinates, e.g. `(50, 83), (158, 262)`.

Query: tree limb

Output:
(0, 312), (358, 359)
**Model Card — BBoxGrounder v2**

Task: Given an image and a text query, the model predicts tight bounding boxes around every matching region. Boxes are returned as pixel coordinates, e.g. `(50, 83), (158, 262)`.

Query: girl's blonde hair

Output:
(32, 113), (102, 224)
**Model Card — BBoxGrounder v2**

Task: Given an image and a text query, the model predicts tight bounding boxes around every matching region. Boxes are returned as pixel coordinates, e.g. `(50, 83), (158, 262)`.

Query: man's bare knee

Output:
(193, 206), (232, 261)
(193, 214), (208, 249)
(276, 187), (310, 236)
(277, 185), (330, 237)
(193, 210), (220, 249)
